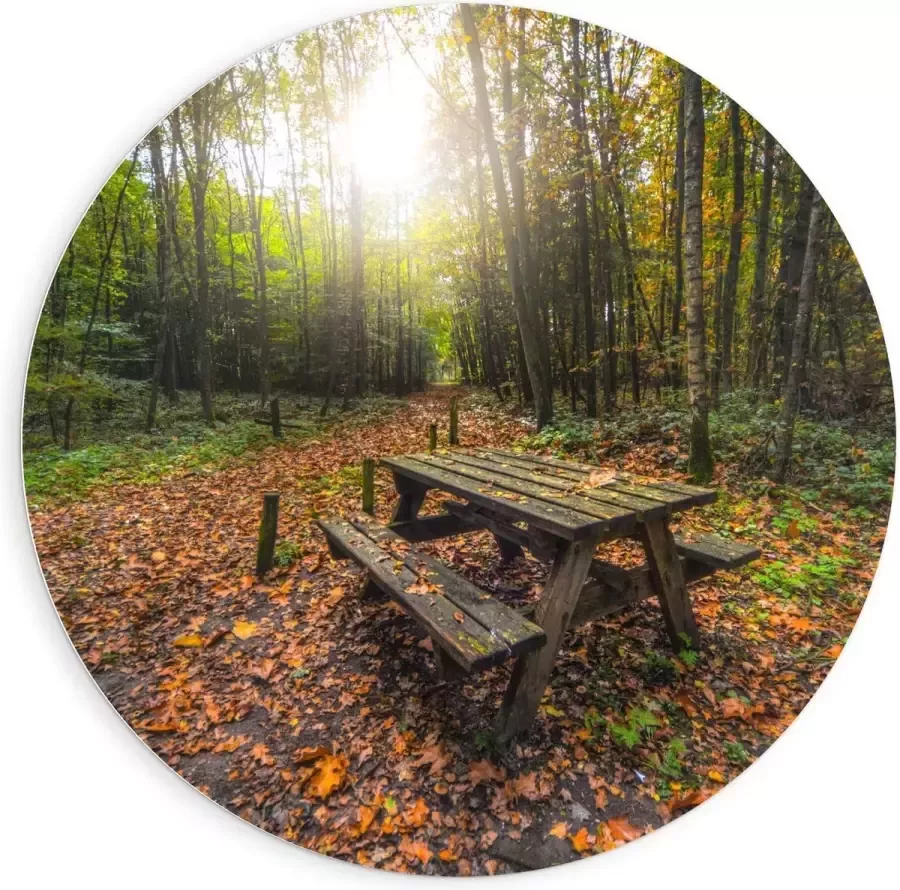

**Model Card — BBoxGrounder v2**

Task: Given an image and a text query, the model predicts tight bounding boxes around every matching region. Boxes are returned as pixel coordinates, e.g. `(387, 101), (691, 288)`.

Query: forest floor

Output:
(28, 386), (891, 874)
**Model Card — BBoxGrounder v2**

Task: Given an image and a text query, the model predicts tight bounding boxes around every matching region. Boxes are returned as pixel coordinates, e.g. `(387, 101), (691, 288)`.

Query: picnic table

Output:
(319, 447), (758, 742)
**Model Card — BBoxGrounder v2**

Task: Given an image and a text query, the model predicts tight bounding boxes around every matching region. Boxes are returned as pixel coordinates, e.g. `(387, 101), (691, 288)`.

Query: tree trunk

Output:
(773, 191), (825, 483)
(720, 100), (744, 394)
(460, 3), (553, 429)
(683, 67), (713, 481)
(748, 129), (775, 388)
(670, 83), (685, 388)
(569, 18), (597, 417)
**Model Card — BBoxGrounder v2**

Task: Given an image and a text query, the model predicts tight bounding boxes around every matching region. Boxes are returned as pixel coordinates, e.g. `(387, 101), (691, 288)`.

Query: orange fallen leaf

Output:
(707, 769), (727, 783)
(452, 610), (465, 623)
(305, 753), (348, 799)
(173, 633), (204, 648)
(548, 822), (568, 839)
(671, 787), (717, 813)
(468, 759), (506, 785)
(570, 826), (591, 852)
(399, 837), (433, 865)
(608, 818), (642, 842)
(294, 745), (332, 764)
(405, 797), (430, 828)
(232, 620), (257, 640)
(354, 805), (376, 837)
(150, 550), (167, 563)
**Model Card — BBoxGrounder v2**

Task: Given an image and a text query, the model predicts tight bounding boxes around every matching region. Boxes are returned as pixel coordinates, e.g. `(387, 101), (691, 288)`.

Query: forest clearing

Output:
(27, 387), (891, 873)
(23, 2), (893, 876)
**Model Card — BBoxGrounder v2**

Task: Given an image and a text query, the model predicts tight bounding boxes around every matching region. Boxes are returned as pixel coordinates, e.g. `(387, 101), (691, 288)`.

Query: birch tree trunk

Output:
(683, 67), (713, 481)
(721, 99), (744, 394)
(748, 129), (775, 387)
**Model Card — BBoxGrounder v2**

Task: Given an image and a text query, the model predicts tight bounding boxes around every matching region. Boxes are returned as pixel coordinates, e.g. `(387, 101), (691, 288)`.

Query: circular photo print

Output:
(24, 2), (892, 876)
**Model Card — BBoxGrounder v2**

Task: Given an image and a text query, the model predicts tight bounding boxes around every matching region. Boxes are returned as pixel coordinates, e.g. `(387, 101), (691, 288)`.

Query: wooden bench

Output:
(317, 514), (547, 680)
(569, 531), (760, 629)
(672, 533), (760, 572)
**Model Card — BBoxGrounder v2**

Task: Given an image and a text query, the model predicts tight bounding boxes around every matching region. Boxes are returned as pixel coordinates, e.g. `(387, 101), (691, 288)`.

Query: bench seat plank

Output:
(317, 517), (545, 672)
(673, 533), (761, 569)
(351, 515), (546, 657)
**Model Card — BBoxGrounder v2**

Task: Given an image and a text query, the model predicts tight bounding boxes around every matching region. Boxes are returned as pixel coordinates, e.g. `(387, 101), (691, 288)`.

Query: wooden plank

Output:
(318, 518), (510, 672)
(380, 456), (602, 541)
(638, 518), (700, 649)
(350, 515), (546, 658)
(496, 534), (601, 743)
(673, 533), (760, 569)
(456, 451), (668, 520)
(478, 448), (715, 510)
(443, 500), (558, 561)
(388, 512), (483, 543)
(390, 472), (429, 523)
(412, 453), (635, 532)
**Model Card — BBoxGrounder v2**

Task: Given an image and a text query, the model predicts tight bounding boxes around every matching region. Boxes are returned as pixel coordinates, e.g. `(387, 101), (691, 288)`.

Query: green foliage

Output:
(724, 740), (750, 764)
(274, 541), (302, 567)
(752, 554), (855, 601)
(647, 738), (688, 778)
(609, 704), (662, 749)
(643, 650), (677, 684)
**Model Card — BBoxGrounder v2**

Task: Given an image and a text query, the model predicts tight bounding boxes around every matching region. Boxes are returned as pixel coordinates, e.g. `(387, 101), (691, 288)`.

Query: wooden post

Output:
(428, 423), (437, 452)
(449, 396), (459, 446)
(495, 535), (600, 743)
(256, 492), (280, 576)
(270, 397), (282, 438)
(361, 457), (375, 515)
(638, 518), (700, 649)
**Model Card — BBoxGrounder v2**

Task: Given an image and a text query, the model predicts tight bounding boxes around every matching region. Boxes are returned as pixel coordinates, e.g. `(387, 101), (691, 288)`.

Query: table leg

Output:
(390, 473), (429, 523)
(637, 518), (701, 650)
(493, 534), (523, 563)
(495, 535), (599, 743)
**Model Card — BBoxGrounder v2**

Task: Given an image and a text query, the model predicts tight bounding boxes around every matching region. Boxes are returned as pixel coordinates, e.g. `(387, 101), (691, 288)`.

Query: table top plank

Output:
(465, 449), (670, 519)
(478, 447), (716, 510)
(417, 453), (636, 531)
(380, 455), (606, 540)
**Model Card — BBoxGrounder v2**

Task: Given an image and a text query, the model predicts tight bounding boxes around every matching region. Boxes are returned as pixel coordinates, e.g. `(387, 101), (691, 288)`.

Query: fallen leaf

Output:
(150, 550), (167, 563)
(608, 817), (642, 842)
(549, 822), (568, 838)
(570, 826), (591, 852)
(305, 753), (348, 799)
(173, 633), (204, 647)
(707, 769), (727, 783)
(468, 760), (506, 785)
(452, 610), (465, 623)
(232, 620), (257, 640)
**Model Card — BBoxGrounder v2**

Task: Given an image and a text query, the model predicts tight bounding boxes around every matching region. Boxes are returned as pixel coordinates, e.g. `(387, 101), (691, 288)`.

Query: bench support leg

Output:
(493, 534), (523, 563)
(362, 574), (386, 601)
(495, 535), (600, 744)
(434, 645), (468, 683)
(391, 474), (429, 524)
(638, 518), (700, 650)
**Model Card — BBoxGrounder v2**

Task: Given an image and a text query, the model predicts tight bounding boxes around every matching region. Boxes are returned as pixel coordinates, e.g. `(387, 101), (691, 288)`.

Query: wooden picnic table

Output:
(378, 447), (743, 742)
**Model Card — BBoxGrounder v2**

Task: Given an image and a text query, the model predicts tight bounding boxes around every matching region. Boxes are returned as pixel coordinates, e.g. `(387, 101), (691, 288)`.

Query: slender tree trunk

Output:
(721, 99), (744, 394)
(146, 127), (172, 432)
(569, 18), (597, 417)
(683, 67), (713, 481)
(773, 191), (825, 482)
(670, 84), (685, 388)
(460, 3), (552, 429)
(748, 129), (775, 388)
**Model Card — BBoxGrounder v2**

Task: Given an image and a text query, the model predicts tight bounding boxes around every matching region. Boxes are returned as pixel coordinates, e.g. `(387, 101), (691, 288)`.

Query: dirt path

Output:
(28, 388), (876, 874)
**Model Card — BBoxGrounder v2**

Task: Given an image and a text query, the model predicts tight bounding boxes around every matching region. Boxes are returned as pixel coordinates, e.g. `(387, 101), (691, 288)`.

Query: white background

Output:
(3, 1), (898, 886)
